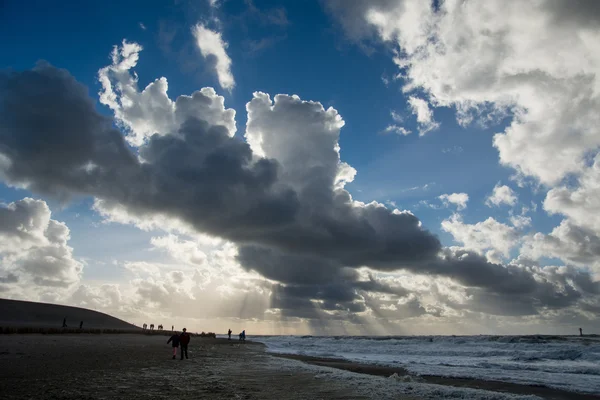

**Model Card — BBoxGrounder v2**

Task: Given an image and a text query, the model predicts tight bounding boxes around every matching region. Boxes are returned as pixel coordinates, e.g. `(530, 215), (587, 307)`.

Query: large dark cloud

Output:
(545, 0), (600, 27)
(0, 63), (298, 237)
(0, 62), (441, 268)
(1, 62), (599, 321)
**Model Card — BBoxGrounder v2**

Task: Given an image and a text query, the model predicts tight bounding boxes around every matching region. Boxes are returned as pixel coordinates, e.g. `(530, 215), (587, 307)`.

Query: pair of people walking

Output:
(167, 328), (191, 360)
(227, 328), (246, 342)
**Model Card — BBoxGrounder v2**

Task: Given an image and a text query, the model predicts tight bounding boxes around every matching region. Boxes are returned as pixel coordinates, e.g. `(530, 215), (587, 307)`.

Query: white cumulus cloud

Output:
(330, 0), (600, 186)
(192, 23), (235, 91)
(441, 215), (519, 261)
(438, 193), (469, 211)
(486, 184), (518, 208)
(98, 40), (236, 146)
(0, 198), (82, 295)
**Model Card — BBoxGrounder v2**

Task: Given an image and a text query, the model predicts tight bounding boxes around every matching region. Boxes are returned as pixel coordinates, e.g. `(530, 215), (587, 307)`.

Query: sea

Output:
(251, 335), (600, 395)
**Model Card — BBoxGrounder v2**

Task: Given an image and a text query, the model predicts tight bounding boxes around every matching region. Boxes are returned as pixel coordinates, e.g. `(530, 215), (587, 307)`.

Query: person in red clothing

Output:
(179, 328), (191, 360)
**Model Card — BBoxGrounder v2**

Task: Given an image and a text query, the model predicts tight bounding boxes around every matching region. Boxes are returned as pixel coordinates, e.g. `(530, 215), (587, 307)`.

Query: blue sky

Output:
(1, 0), (598, 335)
(0, 0), (535, 247)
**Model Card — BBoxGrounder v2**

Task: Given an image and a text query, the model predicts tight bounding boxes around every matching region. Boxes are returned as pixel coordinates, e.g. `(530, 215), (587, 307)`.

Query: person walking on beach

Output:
(167, 332), (180, 359)
(79, 321), (83, 329)
(171, 325), (174, 332)
(228, 328), (232, 340)
(580, 327), (583, 336)
(179, 328), (190, 360)
(240, 330), (246, 342)
(62, 318), (67, 328)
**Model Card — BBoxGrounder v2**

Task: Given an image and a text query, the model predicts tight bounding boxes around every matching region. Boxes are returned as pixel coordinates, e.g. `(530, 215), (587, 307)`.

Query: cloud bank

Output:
(1, 27), (599, 330)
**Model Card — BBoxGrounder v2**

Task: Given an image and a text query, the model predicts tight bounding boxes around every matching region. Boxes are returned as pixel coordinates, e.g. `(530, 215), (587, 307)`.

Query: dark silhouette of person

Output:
(171, 325), (174, 331)
(167, 332), (180, 359)
(62, 318), (67, 328)
(580, 327), (583, 336)
(179, 328), (191, 360)
(228, 329), (232, 340)
(241, 330), (246, 342)
(79, 321), (83, 329)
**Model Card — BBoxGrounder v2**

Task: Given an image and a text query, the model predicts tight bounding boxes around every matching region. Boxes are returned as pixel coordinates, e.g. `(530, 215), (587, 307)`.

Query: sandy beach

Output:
(1, 334), (598, 400)
(0, 334), (378, 400)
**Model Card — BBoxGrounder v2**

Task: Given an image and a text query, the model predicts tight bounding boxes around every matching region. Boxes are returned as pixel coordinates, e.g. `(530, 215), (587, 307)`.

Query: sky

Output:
(0, 0), (599, 335)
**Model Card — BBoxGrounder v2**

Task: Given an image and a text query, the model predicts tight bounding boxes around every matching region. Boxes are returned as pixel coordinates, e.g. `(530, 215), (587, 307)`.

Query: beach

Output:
(0, 334), (377, 400)
(2, 334), (598, 400)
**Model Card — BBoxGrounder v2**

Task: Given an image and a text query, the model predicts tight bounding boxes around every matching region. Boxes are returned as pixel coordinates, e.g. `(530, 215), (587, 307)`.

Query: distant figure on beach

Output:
(228, 329), (232, 340)
(167, 332), (180, 359)
(239, 330), (246, 342)
(172, 325), (174, 331)
(580, 327), (583, 336)
(79, 321), (83, 329)
(62, 317), (67, 328)
(179, 328), (191, 360)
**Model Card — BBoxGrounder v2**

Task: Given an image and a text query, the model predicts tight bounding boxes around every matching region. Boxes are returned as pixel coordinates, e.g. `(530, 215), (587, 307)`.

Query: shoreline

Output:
(2, 333), (599, 399)
(271, 352), (600, 400)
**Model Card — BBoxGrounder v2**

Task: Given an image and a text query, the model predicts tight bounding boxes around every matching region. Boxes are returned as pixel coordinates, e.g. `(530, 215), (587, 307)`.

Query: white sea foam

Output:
(252, 335), (600, 395)
(266, 353), (543, 400)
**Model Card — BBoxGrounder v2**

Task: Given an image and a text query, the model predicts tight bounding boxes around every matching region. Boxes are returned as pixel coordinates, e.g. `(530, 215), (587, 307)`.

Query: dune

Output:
(0, 298), (139, 330)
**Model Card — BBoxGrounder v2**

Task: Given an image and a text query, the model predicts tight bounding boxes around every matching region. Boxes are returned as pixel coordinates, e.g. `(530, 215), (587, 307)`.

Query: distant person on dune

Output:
(179, 328), (190, 360)
(167, 332), (180, 359)
(580, 327), (583, 336)
(228, 329), (232, 340)
(171, 325), (174, 331)
(62, 318), (67, 328)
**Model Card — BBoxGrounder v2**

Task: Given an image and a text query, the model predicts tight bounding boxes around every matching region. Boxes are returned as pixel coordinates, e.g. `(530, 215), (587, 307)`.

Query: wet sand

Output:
(1, 334), (598, 399)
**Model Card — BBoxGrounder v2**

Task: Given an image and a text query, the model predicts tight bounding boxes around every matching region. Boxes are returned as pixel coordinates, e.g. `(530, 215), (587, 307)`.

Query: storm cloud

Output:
(1, 47), (598, 321)
(0, 61), (442, 270)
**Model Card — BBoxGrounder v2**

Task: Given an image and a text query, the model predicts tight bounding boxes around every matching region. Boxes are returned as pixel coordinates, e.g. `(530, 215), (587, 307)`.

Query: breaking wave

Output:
(252, 334), (600, 394)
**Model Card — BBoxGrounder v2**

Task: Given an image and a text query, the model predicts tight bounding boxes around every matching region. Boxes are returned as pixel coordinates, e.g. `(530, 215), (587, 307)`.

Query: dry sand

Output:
(1, 334), (597, 400)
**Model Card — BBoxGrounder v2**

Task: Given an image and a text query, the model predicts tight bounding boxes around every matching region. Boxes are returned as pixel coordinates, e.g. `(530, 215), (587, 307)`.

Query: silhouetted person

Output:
(240, 330), (246, 342)
(580, 327), (583, 336)
(228, 329), (232, 340)
(79, 321), (83, 329)
(167, 332), (180, 359)
(171, 325), (174, 331)
(62, 318), (67, 328)
(179, 328), (190, 360)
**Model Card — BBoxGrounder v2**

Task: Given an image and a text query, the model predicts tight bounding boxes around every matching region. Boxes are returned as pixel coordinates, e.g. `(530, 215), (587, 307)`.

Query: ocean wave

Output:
(255, 334), (600, 394)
